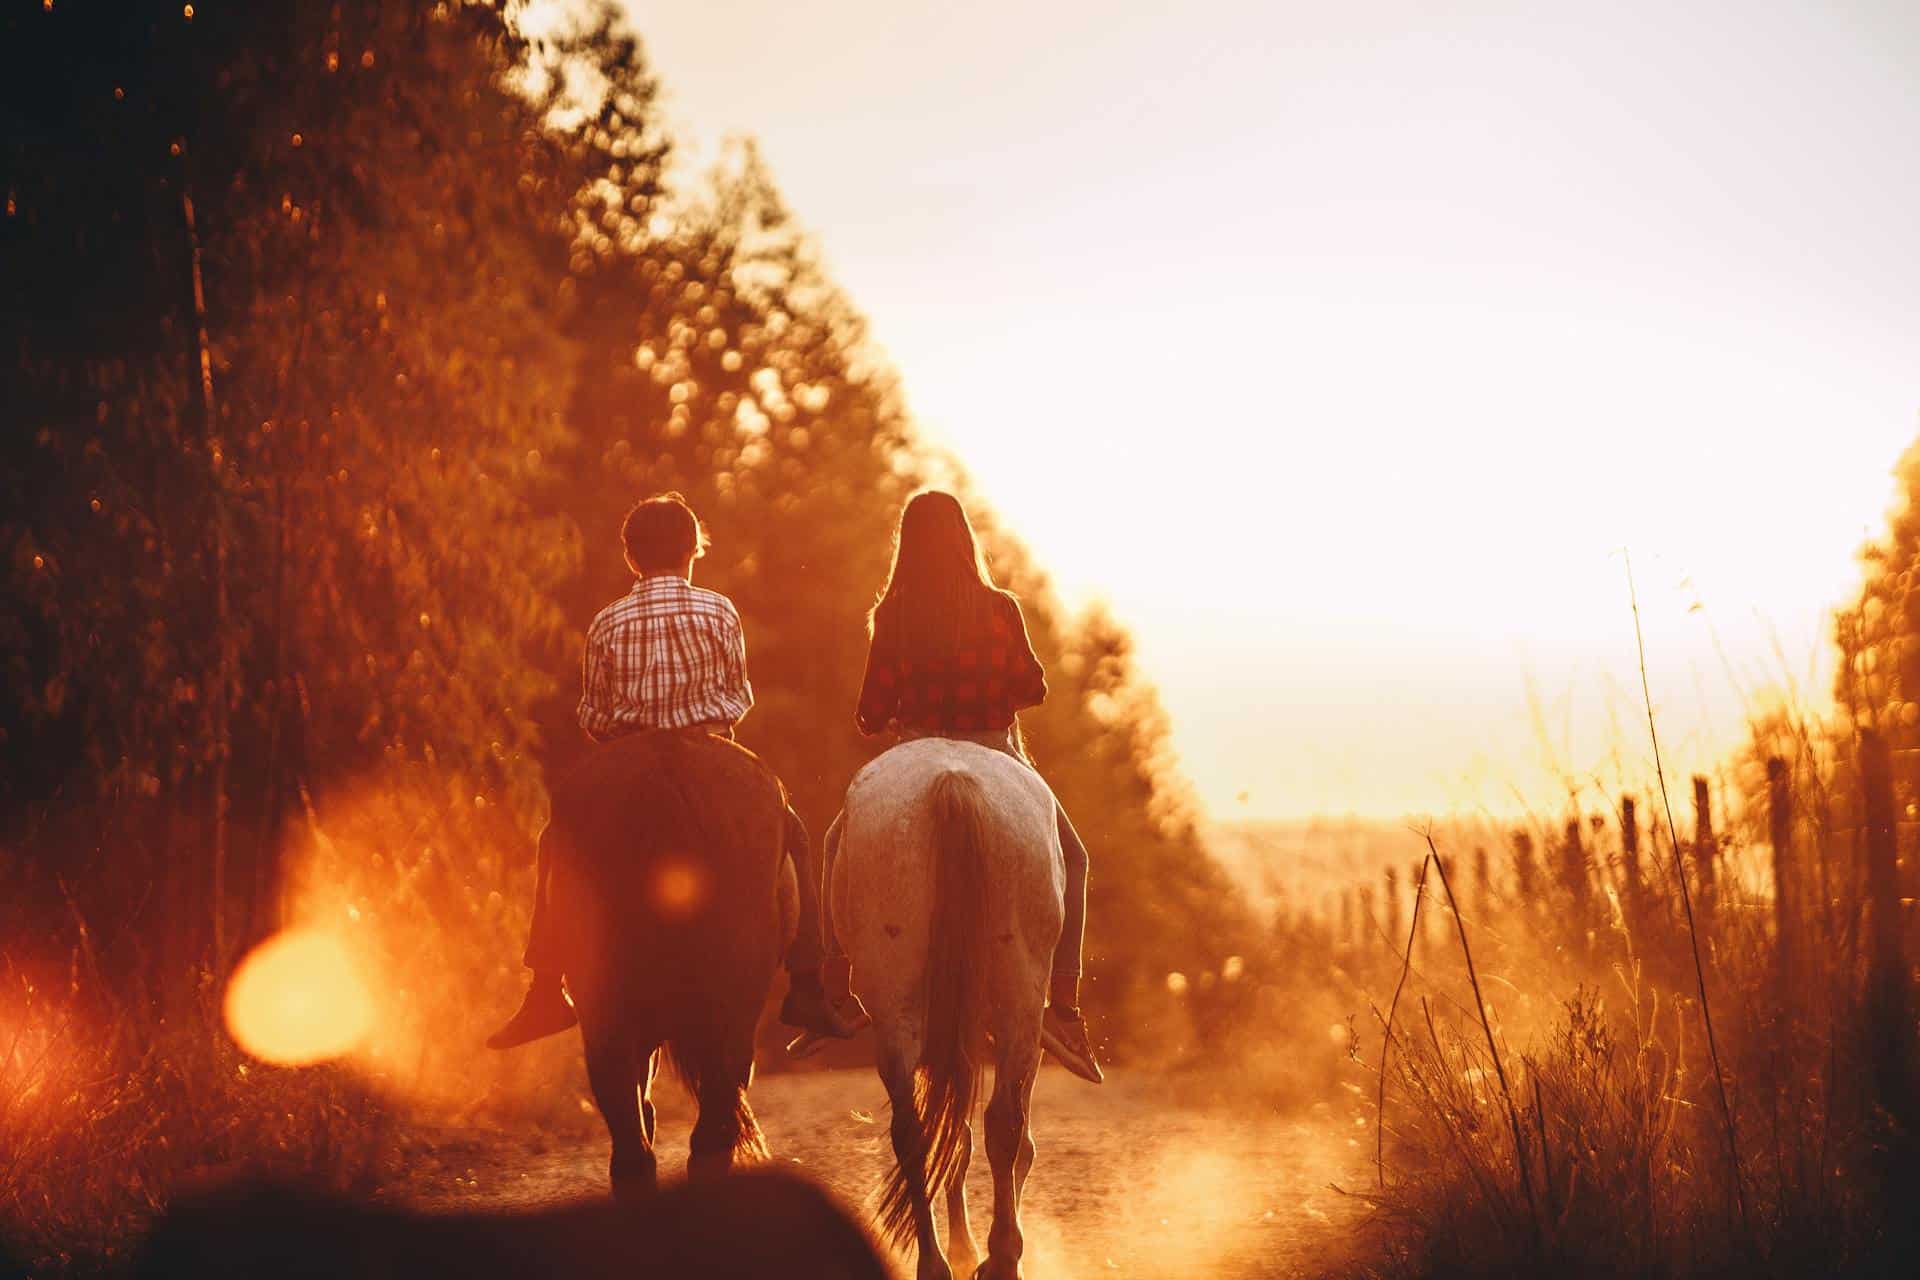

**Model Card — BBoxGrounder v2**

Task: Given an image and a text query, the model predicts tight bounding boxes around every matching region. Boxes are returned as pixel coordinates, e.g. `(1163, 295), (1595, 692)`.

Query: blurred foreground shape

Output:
(132, 1170), (886, 1280)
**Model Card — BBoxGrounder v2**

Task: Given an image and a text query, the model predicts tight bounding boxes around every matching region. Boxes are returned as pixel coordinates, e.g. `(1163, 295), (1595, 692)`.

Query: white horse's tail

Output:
(877, 768), (991, 1248)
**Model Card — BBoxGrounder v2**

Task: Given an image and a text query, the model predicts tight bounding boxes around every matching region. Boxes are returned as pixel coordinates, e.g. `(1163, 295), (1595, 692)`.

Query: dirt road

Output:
(399, 1067), (1367, 1279)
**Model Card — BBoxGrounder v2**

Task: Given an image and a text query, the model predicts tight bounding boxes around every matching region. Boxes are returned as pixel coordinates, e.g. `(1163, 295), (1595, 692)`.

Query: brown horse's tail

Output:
(649, 747), (771, 1167)
(878, 769), (991, 1248)
(660, 1036), (771, 1164)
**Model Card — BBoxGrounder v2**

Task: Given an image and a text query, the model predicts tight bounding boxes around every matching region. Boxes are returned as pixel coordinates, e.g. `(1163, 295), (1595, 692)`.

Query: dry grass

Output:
(4, 707), (1910, 1280)
(1334, 759), (1918, 1279)
(0, 961), (391, 1274)
(0, 770), (598, 1274)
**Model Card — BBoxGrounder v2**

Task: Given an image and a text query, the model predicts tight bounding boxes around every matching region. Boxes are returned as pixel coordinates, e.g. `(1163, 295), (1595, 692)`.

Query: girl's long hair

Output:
(869, 490), (1002, 658)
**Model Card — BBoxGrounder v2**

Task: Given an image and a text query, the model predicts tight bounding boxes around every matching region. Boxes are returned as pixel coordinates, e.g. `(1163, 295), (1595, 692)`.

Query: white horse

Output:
(831, 737), (1064, 1280)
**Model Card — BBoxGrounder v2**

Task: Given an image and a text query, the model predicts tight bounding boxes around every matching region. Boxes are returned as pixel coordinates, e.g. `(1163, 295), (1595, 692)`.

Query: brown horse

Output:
(545, 729), (798, 1199)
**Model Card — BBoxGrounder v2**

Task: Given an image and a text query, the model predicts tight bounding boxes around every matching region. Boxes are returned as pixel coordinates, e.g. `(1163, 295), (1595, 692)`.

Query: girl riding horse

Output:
(805, 489), (1103, 1083)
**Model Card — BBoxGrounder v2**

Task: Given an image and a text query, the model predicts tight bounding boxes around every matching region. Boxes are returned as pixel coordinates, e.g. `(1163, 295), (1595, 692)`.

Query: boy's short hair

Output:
(621, 492), (709, 572)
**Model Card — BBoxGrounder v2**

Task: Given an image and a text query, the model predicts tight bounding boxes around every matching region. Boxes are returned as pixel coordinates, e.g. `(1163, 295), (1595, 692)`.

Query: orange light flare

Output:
(223, 929), (375, 1067)
(649, 853), (709, 919)
(0, 981), (71, 1109)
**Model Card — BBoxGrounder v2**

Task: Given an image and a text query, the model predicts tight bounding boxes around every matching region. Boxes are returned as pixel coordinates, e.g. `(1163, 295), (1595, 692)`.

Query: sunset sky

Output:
(617, 0), (1920, 817)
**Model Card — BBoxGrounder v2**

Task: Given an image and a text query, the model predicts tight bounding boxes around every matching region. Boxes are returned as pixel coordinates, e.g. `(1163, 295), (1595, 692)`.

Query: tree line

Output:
(1, 0), (1248, 1058)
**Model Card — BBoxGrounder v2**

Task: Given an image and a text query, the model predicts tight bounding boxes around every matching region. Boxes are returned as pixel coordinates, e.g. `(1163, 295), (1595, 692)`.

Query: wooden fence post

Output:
(1384, 865), (1402, 947)
(1511, 830), (1537, 900)
(1410, 859), (1428, 952)
(1646, 813), (1664, 897)
(1767, 757), (1795, 987)
(1693, 776), (1718, 928)
(1620, 795), (1641, 901)
(1473, 845), (1491, 919)
(1560, 817), (1592, 915)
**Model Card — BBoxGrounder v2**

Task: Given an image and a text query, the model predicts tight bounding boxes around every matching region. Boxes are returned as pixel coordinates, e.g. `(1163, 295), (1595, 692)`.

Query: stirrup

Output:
(1040, 1007), (1104, 1084)
(781, 999), (870, 1058)
(484, 1000), (577, 1051)
(784, 1029), (834, 1060)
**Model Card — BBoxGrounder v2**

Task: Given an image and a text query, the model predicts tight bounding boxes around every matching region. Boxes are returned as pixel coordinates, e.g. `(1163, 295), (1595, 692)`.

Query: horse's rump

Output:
(837, 739), (1064, 995)
(549, 731), (788, 1010)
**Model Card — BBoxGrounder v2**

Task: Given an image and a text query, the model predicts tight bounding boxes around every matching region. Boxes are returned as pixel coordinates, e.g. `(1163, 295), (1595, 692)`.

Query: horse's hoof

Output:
(687, 1152), (734, 1183)
(610, 1178), (655, 1208)
(608, 1158), (657, 1206)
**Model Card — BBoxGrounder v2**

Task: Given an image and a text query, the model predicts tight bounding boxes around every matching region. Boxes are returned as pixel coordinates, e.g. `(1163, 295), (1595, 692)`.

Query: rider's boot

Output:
(1040, 973), (1104, 1083)
(783, 957), (871, 1058)
(485, 969), (577, 1050)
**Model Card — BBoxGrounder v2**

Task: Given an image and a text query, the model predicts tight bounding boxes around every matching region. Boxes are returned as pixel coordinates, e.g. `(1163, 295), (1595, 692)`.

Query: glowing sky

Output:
(618, 0), (1920, 816)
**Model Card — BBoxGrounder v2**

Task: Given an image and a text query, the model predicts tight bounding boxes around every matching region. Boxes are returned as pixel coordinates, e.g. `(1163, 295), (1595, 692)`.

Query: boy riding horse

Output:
(487, 493), (867, 1050)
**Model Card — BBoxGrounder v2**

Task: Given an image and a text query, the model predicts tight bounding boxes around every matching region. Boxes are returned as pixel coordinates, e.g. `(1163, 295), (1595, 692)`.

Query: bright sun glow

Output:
(626, 0), (1920, 817)
(223, 929), (375, 1067)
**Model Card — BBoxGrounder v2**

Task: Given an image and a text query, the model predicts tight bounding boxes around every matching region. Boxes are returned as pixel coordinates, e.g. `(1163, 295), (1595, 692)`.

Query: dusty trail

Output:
(397, 1067), (1366, 1279)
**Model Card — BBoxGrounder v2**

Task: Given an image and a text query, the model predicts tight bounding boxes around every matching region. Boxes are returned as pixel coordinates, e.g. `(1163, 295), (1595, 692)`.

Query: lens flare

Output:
(223, 929), (374, 1066)
(650, 854), (709, 919)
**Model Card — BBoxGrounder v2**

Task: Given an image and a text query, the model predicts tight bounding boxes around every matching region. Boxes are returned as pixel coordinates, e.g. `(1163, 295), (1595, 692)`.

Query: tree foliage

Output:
(1837, 440), (1920, 732)
(3, 0), (593, 984)
(2, 0), (1245, 1066)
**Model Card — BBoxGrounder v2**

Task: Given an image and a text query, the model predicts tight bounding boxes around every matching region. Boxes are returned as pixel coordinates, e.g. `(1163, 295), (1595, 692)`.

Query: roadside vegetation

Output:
(1321, 460), (1920, 1276)
(2, 2), (1237, 1271)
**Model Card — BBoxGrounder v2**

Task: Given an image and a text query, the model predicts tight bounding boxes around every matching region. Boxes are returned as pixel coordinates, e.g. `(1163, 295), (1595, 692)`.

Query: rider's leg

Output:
(487, 822), (578, 1049)
(1039, 802), (1103, 1083)
(1049, 804), (1089, 1008)
(779, 805), (869, 1039)
(781, 804), (827, 974)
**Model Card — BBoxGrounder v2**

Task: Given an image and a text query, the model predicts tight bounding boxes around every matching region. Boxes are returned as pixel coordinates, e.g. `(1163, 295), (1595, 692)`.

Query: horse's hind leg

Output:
(688, 1016), (759, 1182)
(979, 1042), (1040, 1280)
(584, 1023), (656, 1202)
(945, 1120), (980, 1279)
(881, 1044), (952, 1280)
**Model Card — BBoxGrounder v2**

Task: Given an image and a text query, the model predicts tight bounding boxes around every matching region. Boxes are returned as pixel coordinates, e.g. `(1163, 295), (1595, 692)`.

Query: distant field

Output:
(1204, 815), (1507, 917)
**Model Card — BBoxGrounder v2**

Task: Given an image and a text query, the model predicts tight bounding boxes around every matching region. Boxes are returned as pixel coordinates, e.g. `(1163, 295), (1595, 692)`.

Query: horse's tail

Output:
(648, 741), (771, 1167)
(878, 769), (991, 1248)
(660, 1037), (771, 1164)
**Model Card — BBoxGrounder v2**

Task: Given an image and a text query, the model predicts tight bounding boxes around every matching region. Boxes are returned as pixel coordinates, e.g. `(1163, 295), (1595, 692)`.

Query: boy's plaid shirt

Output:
(577, 575), (754, 738)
